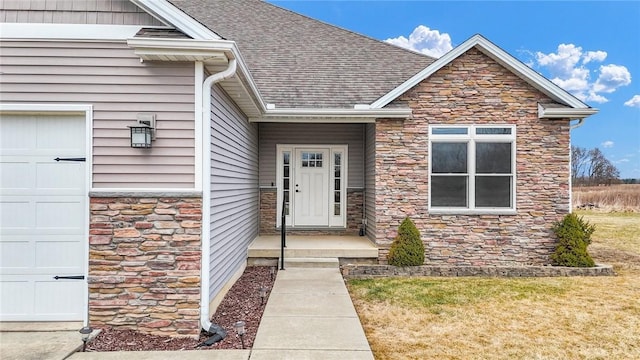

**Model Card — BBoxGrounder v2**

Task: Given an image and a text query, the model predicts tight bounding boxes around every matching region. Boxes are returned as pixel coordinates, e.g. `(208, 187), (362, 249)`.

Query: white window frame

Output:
(428, 125), (517, 215)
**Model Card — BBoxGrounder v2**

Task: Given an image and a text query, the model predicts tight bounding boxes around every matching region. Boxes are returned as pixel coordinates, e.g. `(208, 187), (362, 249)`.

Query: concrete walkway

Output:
(8, 260), (373, 360)
(249, 261), (374, 360)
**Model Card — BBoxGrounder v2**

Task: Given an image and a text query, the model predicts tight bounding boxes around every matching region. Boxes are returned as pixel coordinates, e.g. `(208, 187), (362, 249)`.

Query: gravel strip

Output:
(86, 266), (277, 351)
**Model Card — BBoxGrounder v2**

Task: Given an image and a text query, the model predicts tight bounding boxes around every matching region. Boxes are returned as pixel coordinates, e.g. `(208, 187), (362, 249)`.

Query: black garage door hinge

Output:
(54, 157), (86, 162)
(53, 275), (85, 280)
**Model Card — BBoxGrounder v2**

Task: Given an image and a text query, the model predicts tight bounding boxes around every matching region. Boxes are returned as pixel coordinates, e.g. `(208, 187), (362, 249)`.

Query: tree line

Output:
(571, 146), (620, 186)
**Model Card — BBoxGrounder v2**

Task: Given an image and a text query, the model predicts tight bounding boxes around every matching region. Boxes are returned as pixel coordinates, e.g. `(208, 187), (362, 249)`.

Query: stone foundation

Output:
(88, 194), (202, 337)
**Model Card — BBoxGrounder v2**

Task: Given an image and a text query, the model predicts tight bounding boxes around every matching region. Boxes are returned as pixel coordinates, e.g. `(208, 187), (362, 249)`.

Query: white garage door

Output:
(0, 113), (87, 321)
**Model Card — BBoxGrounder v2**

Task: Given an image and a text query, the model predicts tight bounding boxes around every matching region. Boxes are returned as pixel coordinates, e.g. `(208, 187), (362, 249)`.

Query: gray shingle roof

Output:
(167, 0), (435, 108)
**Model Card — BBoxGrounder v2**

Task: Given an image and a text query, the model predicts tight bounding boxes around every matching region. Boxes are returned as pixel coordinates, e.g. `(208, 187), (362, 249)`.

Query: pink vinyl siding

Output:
(0, 40), (196, 188)
(0, 0), (163, 25)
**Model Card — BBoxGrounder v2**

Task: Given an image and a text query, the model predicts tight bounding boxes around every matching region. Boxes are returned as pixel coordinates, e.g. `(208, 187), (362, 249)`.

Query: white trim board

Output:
(0, 23), (144, 41)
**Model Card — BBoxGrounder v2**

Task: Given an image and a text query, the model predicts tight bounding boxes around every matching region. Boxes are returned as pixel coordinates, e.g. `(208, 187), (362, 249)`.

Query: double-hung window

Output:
(429, 125), (516, 213)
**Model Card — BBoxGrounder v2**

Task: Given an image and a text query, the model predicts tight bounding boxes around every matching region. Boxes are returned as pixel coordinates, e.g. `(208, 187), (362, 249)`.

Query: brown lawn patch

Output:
(348, 211), (640, 360)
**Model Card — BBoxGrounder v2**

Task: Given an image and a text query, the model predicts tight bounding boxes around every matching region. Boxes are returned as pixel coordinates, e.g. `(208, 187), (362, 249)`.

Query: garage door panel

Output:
(0, 117), (36, 149)
(0, 161), (33, 189)
(35, 281), (84, 317)
(0, 241), (33, 268)
(36, 241), (84, 270)
(0, 201), (33, 228)
(0, 277), (84, 321)
(0, 281), (34, 317)
(37, 162), (85, 190)
(36, 201), (85, 228)
(36, 117), (84, 151)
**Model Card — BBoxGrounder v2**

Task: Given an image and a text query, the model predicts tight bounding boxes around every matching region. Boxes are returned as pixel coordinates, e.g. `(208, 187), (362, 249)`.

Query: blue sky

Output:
(270, 1), (640, 179)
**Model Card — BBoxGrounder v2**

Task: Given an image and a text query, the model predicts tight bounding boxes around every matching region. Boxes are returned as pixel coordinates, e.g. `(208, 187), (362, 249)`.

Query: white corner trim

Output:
(194, 62), (204, 192)
(0, 23), (143, 41)
(371, 34), (591, 110)
(131, 0), (220, 40)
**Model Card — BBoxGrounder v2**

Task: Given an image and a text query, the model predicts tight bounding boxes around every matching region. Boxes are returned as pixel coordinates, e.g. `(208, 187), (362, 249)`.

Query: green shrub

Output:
(551, 213), (596, 267)
(388, 217), (425, 267)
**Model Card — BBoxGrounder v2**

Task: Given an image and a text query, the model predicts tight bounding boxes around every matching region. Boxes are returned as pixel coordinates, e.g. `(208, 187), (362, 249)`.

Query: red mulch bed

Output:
(85, 266), (277, 351)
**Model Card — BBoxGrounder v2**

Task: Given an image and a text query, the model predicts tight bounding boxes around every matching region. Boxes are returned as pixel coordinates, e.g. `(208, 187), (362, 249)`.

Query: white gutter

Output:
(537, 103), (599, 120)
(200, 57), (238, 333)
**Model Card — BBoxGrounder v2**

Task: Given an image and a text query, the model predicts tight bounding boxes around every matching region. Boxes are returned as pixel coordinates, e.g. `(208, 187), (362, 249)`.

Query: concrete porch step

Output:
(248, 235), (379, 259)
(284, 257), (339, 268)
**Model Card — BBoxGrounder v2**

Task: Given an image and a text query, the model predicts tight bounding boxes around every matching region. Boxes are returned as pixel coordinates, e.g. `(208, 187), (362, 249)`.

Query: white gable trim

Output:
(131, 0), (220, 40)
(371, 34), (592, 110)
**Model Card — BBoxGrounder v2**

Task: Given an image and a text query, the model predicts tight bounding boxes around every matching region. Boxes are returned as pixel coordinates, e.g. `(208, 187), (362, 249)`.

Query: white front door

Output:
(277, 145), (347, 228)
(294, 148), (329, 226)
(0, 113), (87, 321)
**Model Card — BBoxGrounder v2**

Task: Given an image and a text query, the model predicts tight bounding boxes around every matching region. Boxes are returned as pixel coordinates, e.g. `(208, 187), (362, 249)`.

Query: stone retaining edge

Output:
(341, 264), (615, 278)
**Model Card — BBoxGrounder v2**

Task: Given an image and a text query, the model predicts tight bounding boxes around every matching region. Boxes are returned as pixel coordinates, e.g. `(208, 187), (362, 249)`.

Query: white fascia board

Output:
(538, 103), (599, 119)
(131, 0), (220, 40)
(371, 34), (590, 110)
(250, 107), (412, 122)
(127, 38), (236, 54)
(0, 23), (142, 41)
(127, 38), (233, 62)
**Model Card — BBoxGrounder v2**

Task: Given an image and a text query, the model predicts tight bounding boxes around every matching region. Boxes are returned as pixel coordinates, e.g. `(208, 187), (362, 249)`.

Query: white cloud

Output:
(532, 44), (631, 104)
(584, 92), (609, 103)
(615, 158), (630, 163)
(536, 44), (584, 79)
(593, 64), (632, 93)
(601, 140), (614, 148)
(385, 25), (452, 58)
(624, 95), (640, 107)
(583, 50), (607, 64)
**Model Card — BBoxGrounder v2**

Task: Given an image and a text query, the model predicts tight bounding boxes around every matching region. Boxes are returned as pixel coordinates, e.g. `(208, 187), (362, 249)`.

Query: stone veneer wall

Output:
(259, 188), (362, 235)
(259, 188), (277, 234)
(88, 195), (202, 337)
(375, 48), (571, 266)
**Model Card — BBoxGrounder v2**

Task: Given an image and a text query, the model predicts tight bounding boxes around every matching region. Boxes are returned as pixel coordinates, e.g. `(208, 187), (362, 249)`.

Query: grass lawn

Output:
(347, 211), (640, 360)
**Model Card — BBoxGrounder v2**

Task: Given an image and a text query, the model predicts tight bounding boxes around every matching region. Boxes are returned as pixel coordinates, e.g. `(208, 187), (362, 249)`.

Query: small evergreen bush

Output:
(551, 213), (596, 267)
(388, 217), (425, 267)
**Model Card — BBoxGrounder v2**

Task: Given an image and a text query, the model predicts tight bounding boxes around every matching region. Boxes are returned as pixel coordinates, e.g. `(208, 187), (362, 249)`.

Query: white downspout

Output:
(200, 56), (237, 332)
(570, 118), (585, 130)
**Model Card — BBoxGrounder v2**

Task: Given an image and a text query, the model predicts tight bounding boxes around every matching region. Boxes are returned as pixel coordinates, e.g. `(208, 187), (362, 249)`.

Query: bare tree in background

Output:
(571, 146), (620, 186)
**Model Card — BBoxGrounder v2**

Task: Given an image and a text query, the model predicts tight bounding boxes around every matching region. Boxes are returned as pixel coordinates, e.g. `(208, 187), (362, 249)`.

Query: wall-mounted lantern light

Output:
(129, 113), (156, 148)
